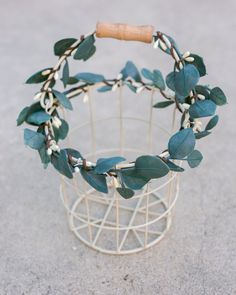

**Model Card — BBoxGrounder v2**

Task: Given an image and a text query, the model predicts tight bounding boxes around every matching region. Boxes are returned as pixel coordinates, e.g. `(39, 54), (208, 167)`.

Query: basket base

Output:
(60, 178), (179, 255)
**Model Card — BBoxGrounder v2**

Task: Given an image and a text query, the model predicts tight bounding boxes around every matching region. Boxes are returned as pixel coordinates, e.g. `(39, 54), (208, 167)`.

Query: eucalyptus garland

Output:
(17, 30), (227, 199)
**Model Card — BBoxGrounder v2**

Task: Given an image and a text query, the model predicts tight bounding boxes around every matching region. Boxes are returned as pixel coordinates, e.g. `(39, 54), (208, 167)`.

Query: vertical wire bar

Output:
(115, 184), (120, 253)
(88, 87), (96, 160)
(166, 106), (178, 223)
(118, 85), (124, 156)
(116, 85), (123, 251)
(85, 89), (94, 242)
(144, 184), (150, 247)
(84, 191), (93, 243)
(148, 89), (155, 153)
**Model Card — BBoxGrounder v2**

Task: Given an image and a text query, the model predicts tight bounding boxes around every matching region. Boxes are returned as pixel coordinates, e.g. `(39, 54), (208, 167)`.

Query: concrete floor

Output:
(0, 0), (236, 294)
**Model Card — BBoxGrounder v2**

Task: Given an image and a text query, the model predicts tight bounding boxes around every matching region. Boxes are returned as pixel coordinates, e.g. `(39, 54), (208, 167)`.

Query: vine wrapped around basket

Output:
(17, 22), (227, 199)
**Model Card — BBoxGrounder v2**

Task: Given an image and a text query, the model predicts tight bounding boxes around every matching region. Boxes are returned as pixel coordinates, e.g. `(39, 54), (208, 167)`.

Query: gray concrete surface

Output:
(0, 0), (236, 294)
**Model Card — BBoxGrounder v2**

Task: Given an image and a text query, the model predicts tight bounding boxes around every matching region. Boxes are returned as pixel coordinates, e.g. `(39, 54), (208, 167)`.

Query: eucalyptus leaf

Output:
(53, 89), (73, 110)
(168, 128), (195, 159)
(195, 85), (210, 98)
(121, 61), (141, 82)
(153, 101), (174, 108)
(26, 102), (44, 118)
(126, 83), (137, 93)
(26, 68), (52, 84)
(135, 155), (169, 179)
(195, 130), (211, 139)
(189, 100), (216, 118)
(65, 148), (83, 159)
(141, 68), (154, 81)
(166, 160), (184, 172)
(120, 168), (149, 190)
(173, 64), (200, 97)
(38, 144), (51, 166)
(116, 187), (134, 199)
(26, 111), (51, 125)
(175, 93), (186, 103)
(83, 45), (96, 61)
(51, 150), (73, 179)
(54, 38), (77, 56)
(80, 168), (108, 193)
(209, 87), (227, 106)
(53, 119), (69, 140)
(17, 106), (29, 126)
(153, 70), (165, 90)
(62, 59), (69, 88)
(24, 128), (45, 150)
(73, 35), (96, 61)
(166, 72), (176, 92)
(97, 85), (112, 92)
(74, 72), (105, 84)
(205, 115), (219, 131)
(65, 76), (79, 85)
(186, 54), (206, 77)
(187, 150), (203, 168)
(94, 156), (126, 174)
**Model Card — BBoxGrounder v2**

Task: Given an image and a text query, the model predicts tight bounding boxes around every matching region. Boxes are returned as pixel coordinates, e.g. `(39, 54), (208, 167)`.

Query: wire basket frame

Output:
(60, 85), (181, 255)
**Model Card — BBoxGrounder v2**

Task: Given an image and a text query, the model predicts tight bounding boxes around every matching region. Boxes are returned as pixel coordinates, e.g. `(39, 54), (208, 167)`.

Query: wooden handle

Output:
(96, 22), (154, 44)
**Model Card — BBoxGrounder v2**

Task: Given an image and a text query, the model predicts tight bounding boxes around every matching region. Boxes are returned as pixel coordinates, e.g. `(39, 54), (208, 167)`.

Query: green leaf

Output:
(135, 155), (169, 179)
(65, 76), (79, 85)
(186, 54), (206, 77)
(168, 128), (196, 159)
(153, 70), (165, 90)
(195, 85), (210, 98)
(51, 150), (73, 179)
(53, 119), (69, 140)
(97, 85), (112, 92)
(120, 168), (149, 190)
(73, 35), (96, 61)
(26, 101), (44, 117)
(65, 148), (83, 159)
(166, 72), (176, 92)
(62, 59), (69, 88)
(26, 111), (51, 125)
(121, 61), (141, 82)
(53, 89), (73, 110)
(38, 144), (51, 166)
(26, 68), (52, 84)
(209, 87), (227, 106)
(82, 45), (96, 61)
(54, 38), (77, 56)
(141, 68), (154, 81)
(205, 115), (219, 131)
(24, 128), (45, 150)
(153, 100), (174, 108)
(187, 150), (203, 168)
(189, 100), (216, 118)
(94, 156), (126, 174)
(172, 64), (200, 97)
(166, 160), (184, 172)
(126, 83), (137, 93)
(80, 168), (108, 193)
(195, 130), (211, 139)
(116, 187), (134, 199)
(17, 106), (29, 126)
(74, 72), (105, 84)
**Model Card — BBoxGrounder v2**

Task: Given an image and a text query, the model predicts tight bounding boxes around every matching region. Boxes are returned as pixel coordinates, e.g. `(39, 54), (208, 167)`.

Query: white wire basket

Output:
(60, 85), (181, 255)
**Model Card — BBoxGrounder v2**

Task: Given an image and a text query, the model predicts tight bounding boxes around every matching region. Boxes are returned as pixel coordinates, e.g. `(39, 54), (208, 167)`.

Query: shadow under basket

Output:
(59, 88), (181, 255)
